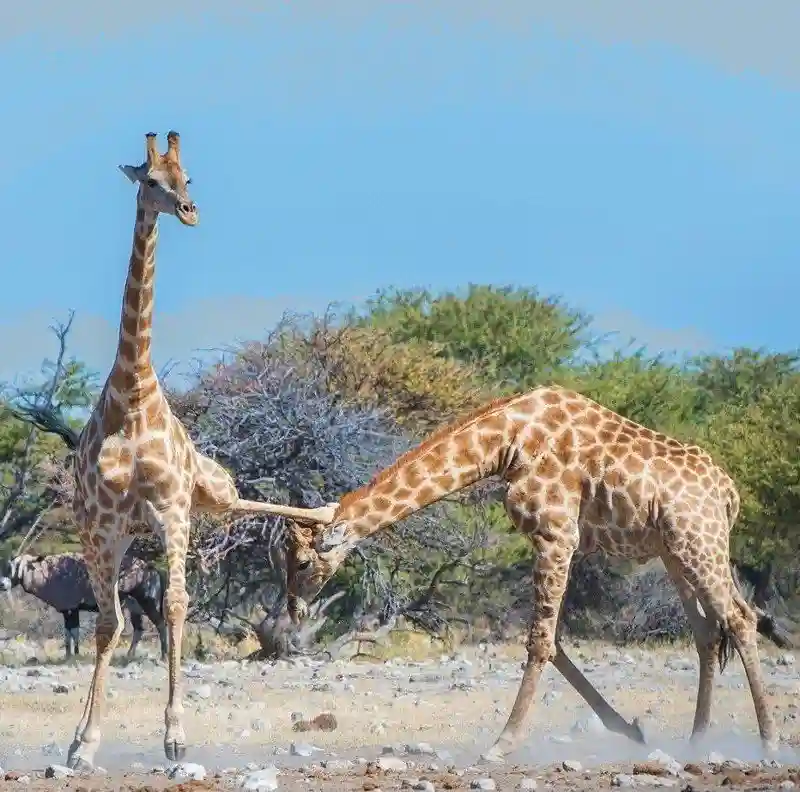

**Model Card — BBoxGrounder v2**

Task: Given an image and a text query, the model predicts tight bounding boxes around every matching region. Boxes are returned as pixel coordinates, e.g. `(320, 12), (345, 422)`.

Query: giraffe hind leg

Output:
(661, 524), (777, 754)
(191, 453), (238, 513)
(143, 501), (191, 763)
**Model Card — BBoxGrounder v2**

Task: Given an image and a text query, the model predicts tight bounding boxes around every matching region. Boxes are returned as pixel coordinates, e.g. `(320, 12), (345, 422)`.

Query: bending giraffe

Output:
(274, 386), (786, 762)
(54, 131), (332, 772)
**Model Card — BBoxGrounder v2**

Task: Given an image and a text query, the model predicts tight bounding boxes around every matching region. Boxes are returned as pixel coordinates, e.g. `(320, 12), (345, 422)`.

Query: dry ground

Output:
(1, 631), (798, 791)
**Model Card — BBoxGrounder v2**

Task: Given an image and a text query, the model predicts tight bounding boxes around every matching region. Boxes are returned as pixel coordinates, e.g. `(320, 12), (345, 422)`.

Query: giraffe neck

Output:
(336, 403), (520, 541)
(108, 206), (159, 405)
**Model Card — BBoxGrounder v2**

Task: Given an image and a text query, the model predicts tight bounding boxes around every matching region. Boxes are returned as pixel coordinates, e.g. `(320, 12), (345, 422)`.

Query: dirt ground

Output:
(1, 638), (798, 790)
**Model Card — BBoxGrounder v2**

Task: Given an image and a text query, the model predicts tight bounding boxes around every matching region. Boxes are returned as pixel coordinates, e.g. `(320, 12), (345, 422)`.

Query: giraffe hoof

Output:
(480, 747), (506, 764)
(165, 740), (186, 762)
(66, 754), (95, 774)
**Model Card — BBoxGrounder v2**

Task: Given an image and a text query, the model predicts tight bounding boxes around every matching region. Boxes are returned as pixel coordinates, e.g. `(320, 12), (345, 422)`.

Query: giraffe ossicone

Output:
(286, 385), (782, 761)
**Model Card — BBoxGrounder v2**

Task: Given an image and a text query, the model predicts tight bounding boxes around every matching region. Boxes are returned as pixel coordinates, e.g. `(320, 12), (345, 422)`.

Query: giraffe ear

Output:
(317, 523), (352, 553)
(119, 164), (145, 184)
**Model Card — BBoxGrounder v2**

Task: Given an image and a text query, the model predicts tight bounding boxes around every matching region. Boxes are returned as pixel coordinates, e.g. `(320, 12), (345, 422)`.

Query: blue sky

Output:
(1, 2), (798, 389)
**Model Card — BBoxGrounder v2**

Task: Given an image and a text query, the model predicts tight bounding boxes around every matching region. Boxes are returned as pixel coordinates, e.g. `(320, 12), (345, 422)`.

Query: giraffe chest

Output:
(83, 431), (194, 504)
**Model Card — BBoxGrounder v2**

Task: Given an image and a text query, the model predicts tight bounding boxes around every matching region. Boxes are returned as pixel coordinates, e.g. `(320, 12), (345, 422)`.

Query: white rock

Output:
(611, 775), (637, 788)
(562, 760), (582, 772)
(518, 779), (537, 790)
(239, 767), (279, 791)
(290, 742), (316, 757)
(377, 756), (408, 772)
(413, 782), (435, 792)
(470, 780), (496, 791)
(778, 781), (795, 790)
(44, 765), (73, 779)
(778, 653), (796, 666)
(406, 742), (435, 755)
(168, 763), (206, 781)
(646, 749), (683, 776)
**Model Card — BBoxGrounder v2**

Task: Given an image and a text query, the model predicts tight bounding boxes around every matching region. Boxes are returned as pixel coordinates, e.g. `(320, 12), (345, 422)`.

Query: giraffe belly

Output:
(587, 523), (661, 562)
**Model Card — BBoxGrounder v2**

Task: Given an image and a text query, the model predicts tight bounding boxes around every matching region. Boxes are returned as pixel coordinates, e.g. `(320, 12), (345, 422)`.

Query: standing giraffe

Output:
(62, 131), (332, 771)
(276, 386), (784, 762)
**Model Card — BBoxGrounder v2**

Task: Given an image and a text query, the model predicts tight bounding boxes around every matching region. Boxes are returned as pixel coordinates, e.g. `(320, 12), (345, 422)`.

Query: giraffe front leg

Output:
(143, 502), (191, 762)
(67, 541), (129, 771)
(483, 513), (579, 763)
(552, 643), (646, 743)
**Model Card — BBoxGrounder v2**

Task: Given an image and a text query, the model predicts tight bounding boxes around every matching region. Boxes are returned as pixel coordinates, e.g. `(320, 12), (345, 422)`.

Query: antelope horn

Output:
(234, 500), (339, 524)
(145, 132), (160, 166)
(166, 130), (180, 160)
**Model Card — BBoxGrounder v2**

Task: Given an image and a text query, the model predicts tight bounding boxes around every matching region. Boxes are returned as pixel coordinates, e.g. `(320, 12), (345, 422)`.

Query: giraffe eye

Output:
(146, 178), (158, 188)
(297, 559), (312, 571)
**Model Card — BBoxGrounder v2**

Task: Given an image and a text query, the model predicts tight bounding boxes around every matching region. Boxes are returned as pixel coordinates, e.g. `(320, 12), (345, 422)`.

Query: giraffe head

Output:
(284, 513), (359, 624)
(119, 131), (198, 226)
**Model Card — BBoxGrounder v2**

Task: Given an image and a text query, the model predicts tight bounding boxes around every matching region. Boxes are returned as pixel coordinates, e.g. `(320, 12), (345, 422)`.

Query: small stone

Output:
(15, 775), (32, 784)
(706, 751), (725, 767)
(251, 718), (268, 732)
(470, 780), (496, 791)
(646, 749), (683, 776)
(239, 766), (279, 791)
(518, 779), (537, 790)
(322, 760), (353, 771)
(612, 775), (636, 788)
(778, 781), (796, 790)
(721, 758), (748, 771)
(187, 684), (212, 700)
(41, 741), (62, 757)
(413, 782), (435, 792)
(44, 765), (73, 779)
(52, 683), (69, 694)
(632, 774), (677, 787)
(377, 756), (409, 772)
(571, 713), (604, 735)
(168, 762), (206, 781)
(290, 742), (316, 757)
(777, 653), (796, 666)
(406, 743), (435, 755)
(562, 760), (582, 772)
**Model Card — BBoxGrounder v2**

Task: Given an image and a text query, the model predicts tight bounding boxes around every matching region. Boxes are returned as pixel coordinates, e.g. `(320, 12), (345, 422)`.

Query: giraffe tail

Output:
(724, 564), (795, 669)
(10, 404), (80, 450)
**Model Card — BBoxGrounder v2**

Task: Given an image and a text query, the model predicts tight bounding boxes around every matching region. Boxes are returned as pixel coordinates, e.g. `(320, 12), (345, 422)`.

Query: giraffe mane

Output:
(337, 391), (527, 510)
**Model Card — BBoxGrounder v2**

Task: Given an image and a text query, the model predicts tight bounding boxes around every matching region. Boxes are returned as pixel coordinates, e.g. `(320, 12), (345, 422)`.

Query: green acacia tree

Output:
(358, 284), (593, 390)
(699, 381), (800, 575)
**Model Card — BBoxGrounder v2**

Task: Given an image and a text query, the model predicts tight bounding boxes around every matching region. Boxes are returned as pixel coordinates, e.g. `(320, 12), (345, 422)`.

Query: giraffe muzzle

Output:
(175, 200), (199, 226)
(288, 595), (309, 624)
